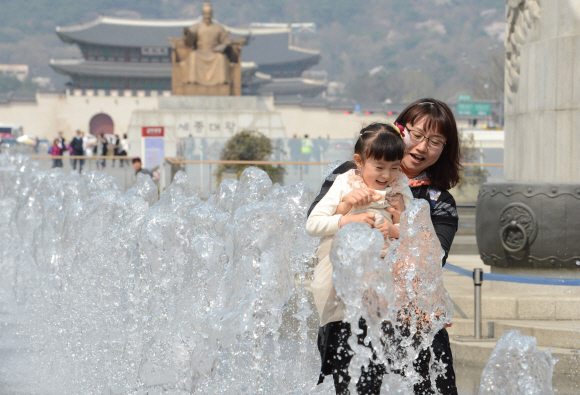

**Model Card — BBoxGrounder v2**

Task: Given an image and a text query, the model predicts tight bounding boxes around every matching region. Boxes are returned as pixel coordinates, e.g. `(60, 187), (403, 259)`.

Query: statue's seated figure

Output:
(169, 2), (244, 96)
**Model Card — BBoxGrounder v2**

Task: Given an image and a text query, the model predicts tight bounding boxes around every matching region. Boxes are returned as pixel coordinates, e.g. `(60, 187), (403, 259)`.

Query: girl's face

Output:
(400, 118), (446, 177)
(354, 154), (401, 190)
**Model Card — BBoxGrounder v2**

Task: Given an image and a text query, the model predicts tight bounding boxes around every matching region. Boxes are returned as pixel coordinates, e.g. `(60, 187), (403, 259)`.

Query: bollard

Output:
(473, 268), (483, 339)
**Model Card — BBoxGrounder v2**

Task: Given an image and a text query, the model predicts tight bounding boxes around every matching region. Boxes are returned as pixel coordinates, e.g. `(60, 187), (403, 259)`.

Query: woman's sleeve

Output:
(431, 191), (459, 266)
(306, 175), (348, 237)
(307, 161), (357, 217)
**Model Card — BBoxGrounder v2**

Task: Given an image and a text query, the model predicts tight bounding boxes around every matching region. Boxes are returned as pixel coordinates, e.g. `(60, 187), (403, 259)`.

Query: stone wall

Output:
(0, 92), (391, 145)
(0, 92), (158, 141)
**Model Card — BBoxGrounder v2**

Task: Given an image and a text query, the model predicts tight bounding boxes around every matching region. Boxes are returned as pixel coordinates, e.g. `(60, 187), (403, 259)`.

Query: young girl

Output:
(49, 138), (63, 168)
(306, 123), (413, 326)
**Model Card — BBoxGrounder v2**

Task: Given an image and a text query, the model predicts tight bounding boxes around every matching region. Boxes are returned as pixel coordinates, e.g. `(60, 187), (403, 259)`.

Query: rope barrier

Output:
(445, 263), (580, 286)
(444, 263), (473, 278)
(30, 156), (132, 160)
(445, 262), (580, 338)
(163, 157), (504, 167)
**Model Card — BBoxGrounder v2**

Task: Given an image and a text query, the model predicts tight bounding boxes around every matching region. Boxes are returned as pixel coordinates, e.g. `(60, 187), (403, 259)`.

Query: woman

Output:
(309, 98), (461, 395)
(97, 133), (108, 169)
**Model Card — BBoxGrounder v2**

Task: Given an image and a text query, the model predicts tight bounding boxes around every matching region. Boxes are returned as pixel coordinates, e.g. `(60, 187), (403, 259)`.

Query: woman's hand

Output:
(375, 221), (399, 241)
(342, 188), (382, 208)
(339, 213), (375, 228)
(386, 193), (405, 224)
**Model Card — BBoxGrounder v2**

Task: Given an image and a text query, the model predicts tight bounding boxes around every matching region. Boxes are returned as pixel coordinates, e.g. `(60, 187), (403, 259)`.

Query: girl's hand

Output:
(375, 221), (399, 241)
(339, 213), (375, 228)
(342, 188), (382, 208)
(386, 193), (405, 224)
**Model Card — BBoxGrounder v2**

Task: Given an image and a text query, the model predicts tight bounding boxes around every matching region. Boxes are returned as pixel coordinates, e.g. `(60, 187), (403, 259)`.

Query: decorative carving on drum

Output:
(498, 203), (537, 258)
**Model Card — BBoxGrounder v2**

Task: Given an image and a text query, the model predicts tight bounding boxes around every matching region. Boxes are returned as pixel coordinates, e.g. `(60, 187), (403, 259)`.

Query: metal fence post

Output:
(473, 268), (483, 339)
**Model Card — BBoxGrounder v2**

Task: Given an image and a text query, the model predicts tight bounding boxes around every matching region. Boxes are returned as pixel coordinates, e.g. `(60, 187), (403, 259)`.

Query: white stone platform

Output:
(126, 96), (286, 159)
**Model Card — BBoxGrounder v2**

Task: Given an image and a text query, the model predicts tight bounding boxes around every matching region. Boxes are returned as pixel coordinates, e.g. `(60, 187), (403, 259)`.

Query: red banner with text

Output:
(142, 126), (164, 137)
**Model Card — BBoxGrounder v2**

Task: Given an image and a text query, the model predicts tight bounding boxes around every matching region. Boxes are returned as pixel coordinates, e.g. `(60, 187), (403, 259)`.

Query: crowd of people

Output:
(49, 131), (130, 172)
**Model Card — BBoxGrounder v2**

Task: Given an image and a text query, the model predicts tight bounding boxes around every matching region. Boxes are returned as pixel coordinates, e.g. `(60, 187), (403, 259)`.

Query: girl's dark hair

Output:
(395, 98), (461, 191)
(354, 123), (406, 163)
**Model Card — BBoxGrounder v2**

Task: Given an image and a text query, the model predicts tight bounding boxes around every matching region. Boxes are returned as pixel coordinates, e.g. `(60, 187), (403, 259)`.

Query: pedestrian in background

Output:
(120, 134), (130, 166)
(49, 139), (63, 168)
(70, 130), (85, 172)
(131, 157), (151, 178)
(97, 133), (108, 169)
(289, 134), (301, 173)
(113, 134), (127, 167)
(57, 131), (66, 151)
(82, 132), (91, 157)
(301, 134), (312, 174)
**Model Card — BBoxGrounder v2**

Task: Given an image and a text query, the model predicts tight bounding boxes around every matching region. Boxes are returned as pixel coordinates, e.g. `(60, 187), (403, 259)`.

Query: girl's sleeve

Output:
(306, 174), (348, 237)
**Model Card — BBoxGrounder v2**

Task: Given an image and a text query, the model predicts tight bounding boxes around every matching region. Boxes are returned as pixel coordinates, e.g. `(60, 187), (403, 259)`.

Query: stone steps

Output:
(446, 318), (494, 338)
(443, 255), (580, 392)
(456, 206), (476, 236)
(449, 293), (580, 320)
(448, 318), (580, 391)
(450, 206), (478, 254)
(450, 337), (580, 390)
(447, 318), (580, 349)
(493, 320), (580, 350)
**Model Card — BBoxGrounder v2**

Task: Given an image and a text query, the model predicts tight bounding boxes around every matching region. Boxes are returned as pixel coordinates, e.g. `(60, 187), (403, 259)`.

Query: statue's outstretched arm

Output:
(213, 28), (232, 52)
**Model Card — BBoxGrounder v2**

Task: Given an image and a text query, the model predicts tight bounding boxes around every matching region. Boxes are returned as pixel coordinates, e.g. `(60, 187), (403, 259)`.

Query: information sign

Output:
(144, 138), (164, 169)
(142, 126), (164, 137)
(457, 102), (491, 116)
(457, 94), (472, 101)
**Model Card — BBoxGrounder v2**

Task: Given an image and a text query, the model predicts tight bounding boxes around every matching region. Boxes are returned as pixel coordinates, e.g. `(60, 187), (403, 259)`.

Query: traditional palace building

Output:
(50, 16), (326, 97)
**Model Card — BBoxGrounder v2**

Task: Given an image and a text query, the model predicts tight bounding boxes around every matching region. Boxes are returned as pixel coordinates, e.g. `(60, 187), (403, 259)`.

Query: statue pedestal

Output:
(174, 84), (231, 96)
(476, 2), (580, 277)
(127, 95), (285, 160)
(127, 96), (286, 198)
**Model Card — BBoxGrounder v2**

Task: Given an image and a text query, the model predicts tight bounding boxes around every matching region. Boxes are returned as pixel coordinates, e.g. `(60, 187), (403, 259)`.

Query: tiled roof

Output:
(50, 59), (171, 78)
(56, 16), (319, 66)
(50, 59), (259, 81)
(255, 78), (326, 97)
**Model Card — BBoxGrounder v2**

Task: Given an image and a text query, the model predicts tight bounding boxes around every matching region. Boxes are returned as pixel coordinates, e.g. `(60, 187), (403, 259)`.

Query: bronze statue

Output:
(169, 2), (245, 96)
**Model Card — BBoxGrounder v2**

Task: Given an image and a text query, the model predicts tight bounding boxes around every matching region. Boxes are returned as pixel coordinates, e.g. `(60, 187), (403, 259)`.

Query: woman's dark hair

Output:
(354, 123), (406, 163)
(395, 98), (461, 191)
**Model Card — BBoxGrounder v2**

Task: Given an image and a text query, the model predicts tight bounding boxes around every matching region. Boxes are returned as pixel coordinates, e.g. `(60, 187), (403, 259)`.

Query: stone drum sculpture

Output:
(169, 2), (245, 96)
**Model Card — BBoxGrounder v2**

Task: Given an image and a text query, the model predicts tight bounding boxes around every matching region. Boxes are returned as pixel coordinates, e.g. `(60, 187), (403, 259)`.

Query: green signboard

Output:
(457, 94), (472, 101)
(457, 102), (491, 116)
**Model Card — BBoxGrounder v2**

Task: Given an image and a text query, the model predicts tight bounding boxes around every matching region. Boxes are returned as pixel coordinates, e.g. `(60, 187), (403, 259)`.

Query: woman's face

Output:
(400, 118), (446, 177)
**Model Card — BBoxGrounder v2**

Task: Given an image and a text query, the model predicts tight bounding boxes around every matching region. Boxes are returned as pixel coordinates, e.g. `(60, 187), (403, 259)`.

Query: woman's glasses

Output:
(406, 128), (446, 150)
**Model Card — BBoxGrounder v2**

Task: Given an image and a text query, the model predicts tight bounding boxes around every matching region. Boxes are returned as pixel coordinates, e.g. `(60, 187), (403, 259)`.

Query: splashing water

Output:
(479, 330), (558, 395)
(331, 199), (454, 393)
(0, 154), (325, 394)
(322, 160), (345, 181)
(1, 154), (552, 395)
